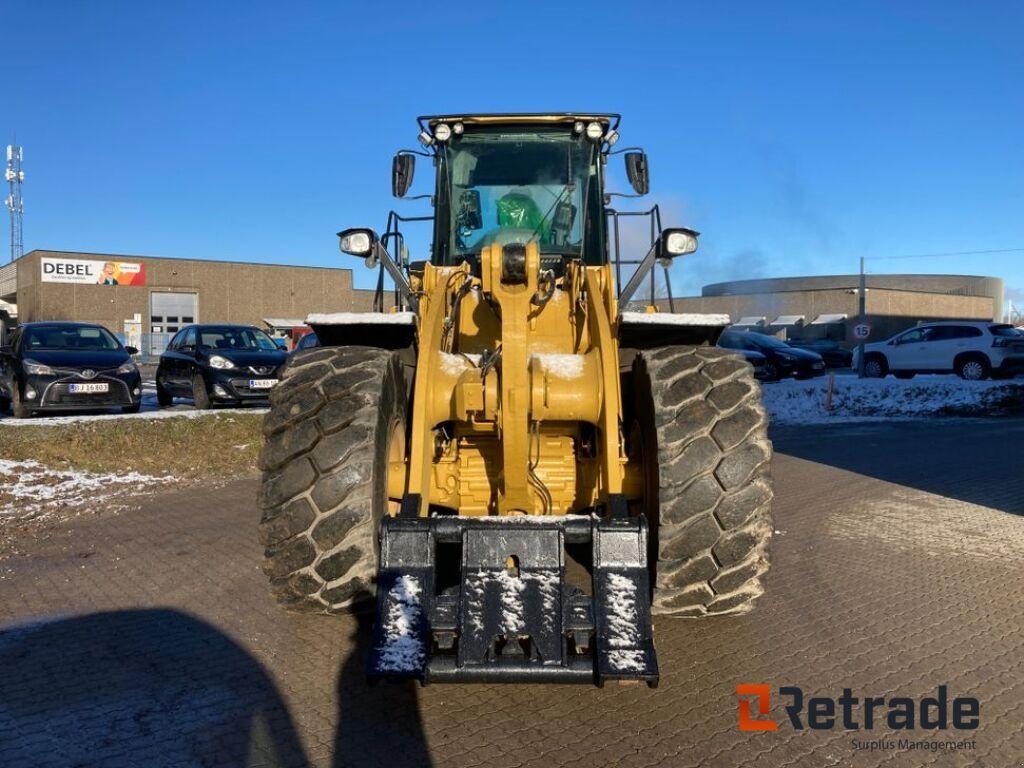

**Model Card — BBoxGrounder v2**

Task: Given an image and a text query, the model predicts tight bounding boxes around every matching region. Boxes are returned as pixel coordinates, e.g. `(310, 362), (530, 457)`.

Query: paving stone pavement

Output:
(0, 419), (1022, 768)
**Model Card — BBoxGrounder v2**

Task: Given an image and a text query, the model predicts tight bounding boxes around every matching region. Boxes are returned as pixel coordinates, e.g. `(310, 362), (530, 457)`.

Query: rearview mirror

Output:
(392, 153), (415, 198)
(625, 151), (649, 195)
(125, 345), (139, 355)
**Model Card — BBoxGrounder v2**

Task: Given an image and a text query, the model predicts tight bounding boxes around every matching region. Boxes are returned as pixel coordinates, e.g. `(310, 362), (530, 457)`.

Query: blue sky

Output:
(6, 1), (1023, 307)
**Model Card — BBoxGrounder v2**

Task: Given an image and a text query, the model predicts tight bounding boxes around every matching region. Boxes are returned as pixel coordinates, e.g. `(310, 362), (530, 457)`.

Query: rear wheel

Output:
(632, 346), (773, 617)
(191, 373), (212, 410)
(258, 346), (408, 613)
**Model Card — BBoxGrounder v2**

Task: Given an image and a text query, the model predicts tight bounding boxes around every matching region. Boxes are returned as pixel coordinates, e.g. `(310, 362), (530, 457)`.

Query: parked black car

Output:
(720, 347), (771, 381)
(0, 321), (142, 418)
(718, 331), (826, 381)
(156, 324), (288, 409)
(786, 339), (853, 368)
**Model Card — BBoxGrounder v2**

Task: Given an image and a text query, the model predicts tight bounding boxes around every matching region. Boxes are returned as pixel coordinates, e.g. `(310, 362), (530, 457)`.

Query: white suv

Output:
(854, 321), (1024, 380)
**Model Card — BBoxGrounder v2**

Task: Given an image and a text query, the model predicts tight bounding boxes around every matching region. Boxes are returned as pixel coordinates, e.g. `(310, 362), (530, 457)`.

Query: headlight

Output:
(208, 355), (236, 370)
(662, 228), (700, 257)
(23, 359), (55, 376)
(117, 360), (138, 375)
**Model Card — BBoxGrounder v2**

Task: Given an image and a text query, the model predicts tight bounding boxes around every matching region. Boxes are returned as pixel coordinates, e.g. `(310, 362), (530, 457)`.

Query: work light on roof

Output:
(585, 121), (603, 140)
(452, 121), (464, 135)
(434, 123), (452, 142)
(417, 131), (434, 147)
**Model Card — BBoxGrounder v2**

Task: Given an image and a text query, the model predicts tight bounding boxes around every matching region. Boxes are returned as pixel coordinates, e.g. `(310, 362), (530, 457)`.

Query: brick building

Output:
(0, 249), (384, 353)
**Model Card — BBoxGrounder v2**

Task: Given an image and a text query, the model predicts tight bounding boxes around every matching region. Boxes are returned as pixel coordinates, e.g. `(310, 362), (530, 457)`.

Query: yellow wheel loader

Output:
(258, 114), (772, 686)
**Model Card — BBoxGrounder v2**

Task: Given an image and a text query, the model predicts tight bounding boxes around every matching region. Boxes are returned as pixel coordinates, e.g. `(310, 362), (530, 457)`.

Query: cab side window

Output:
(182, 327), (198, 351)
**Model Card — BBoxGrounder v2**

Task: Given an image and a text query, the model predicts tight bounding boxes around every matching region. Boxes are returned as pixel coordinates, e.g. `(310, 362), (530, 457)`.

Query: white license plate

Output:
(69, 383), (109, 394)
(249, 378), (278, 390)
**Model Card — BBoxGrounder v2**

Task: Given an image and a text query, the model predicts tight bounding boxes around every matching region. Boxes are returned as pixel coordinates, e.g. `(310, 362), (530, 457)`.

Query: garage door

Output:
(150, 292), (198, 335)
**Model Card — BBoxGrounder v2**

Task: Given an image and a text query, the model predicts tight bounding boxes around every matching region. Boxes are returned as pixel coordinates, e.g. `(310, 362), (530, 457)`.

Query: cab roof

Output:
(418, 113), (620, 133)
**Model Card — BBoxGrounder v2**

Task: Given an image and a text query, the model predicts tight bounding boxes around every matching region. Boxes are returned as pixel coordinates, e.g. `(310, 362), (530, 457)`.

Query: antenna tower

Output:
(5, 144), (24, 262)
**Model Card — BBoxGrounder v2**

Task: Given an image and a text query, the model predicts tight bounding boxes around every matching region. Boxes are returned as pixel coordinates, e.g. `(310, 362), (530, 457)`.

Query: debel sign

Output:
(41, 257), (146, 287)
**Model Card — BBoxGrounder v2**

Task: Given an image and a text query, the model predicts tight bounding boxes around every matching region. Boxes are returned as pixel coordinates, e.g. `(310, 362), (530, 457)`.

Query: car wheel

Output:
(863, 355), (887, 378)
(0, 395), (9, 414)
(192, 373), (212, 410)
(957, 355), (990, 381)
(11, 386), (31, 419)
(156, 377), (174, 407)
(894, 372), (915, 380)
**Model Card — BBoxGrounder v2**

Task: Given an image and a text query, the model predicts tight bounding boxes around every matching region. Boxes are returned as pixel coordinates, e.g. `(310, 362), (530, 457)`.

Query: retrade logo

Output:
(736, 684), (979, 732)
(737, 684), (778, 731)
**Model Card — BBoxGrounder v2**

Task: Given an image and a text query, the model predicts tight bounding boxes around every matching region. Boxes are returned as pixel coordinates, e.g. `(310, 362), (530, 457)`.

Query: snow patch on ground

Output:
(0, 459), (174, 517)
(533, 353), (584, 379)
(763, 376), (1024, 424)
(376, 575), (426, 673)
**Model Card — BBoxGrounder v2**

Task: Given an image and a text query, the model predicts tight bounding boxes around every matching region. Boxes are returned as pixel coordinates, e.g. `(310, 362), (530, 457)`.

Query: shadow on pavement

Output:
(0, 609), (309, 767)
(771, 419), (1024, 516)
(333, 593), (432, 768)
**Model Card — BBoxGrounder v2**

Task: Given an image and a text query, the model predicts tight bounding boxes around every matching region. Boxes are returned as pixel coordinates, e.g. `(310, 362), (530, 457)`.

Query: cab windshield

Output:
(435, 127), (603, 265)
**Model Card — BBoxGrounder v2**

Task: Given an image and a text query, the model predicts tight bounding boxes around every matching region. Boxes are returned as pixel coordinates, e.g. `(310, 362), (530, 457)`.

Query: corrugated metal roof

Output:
(263, 318), (307, 329)
(770, 315), (805, 326)
(811, 313), (848, 325)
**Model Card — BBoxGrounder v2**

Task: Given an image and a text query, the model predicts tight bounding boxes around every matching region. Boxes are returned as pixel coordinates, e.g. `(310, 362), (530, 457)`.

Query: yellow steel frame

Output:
(390, 242), (638, 517)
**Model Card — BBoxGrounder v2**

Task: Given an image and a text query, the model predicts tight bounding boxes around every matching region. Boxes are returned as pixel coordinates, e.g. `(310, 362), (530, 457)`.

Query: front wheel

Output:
(957, 356), (990, 381)
(258, 346), (408, 613)
(863, 355), (888, 378)
(632, 346), (773, 617)
(11, 386), (31, 419)
(156, 377), (174, 407)
(191, 373), (212, 410)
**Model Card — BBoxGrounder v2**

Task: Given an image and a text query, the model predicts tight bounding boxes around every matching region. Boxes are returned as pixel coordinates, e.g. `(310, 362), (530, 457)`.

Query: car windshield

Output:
(744, 333), (790, 349)
(199, 327), (278, 351)
(437, 127), (602, 265)
(23, 325), (121, 351)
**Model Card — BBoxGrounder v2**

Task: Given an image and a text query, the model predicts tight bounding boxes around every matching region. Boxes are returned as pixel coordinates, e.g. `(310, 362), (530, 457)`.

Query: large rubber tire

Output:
(258, 346), (408, 613)
(632, 346), (773, 617)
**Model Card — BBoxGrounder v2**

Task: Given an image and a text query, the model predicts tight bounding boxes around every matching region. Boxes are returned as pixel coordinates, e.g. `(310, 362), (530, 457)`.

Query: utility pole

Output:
(5, 144), (24, 263)
(857, 255), (866, 378)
